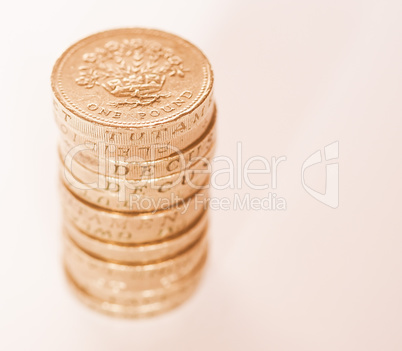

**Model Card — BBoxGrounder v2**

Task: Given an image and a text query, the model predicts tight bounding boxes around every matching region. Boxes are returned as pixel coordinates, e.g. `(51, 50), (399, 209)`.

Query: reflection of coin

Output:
(64, 210), (208, 264)
(59, 108), (216, 178)
(60, 183), (209, 244)
(65, 255), (206, 318)
(52, 28), (214, 148)
(64, 231), (208, 297)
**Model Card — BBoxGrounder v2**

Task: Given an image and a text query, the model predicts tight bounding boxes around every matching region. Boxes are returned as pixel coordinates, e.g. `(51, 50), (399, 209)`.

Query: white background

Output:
(1, 0), (402, 350)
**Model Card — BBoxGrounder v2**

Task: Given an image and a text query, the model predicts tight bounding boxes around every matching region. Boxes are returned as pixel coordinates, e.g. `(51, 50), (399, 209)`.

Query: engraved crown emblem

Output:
(75, 39), (187, 107)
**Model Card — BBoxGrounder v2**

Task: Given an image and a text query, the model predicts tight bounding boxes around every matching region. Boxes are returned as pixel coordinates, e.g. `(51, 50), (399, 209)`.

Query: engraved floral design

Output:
(76, 39), (187, 107)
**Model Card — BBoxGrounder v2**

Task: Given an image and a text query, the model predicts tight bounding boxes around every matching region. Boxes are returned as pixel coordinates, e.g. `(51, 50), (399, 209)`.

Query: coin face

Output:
(52, 28), (213, 129)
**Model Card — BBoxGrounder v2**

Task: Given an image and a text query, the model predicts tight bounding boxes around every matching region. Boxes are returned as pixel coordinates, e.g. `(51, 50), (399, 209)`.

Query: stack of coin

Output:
(51, 28), (215, 318)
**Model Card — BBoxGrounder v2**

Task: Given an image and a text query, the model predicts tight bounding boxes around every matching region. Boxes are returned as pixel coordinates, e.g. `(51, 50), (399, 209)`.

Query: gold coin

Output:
(51, 28), (214, 148)
(61, 149), (212, 213)
(64, 210), (208, 264)
(64, 231), (207, 299)
(59, 107), (216, 179)
(64, 258), (205, 318)
(61, 142), (214, 189)
(60, 183), (209, 244)
(65, 244), (207, 304)
(54, 101), (215, 161)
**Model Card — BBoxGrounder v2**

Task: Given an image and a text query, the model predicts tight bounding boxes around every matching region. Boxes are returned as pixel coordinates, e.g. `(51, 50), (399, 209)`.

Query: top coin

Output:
(52, 28), (213, 135)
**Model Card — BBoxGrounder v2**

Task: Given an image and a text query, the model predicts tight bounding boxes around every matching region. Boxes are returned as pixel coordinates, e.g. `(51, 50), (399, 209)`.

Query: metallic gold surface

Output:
(64, 231), (208, 300)
(65, 259), (205, 318)
(54, 100), (215, 160)
(51, 28), (214, 148)
(60, 183), (209, 244)
(59, 107), (216, 179)
(60, 184), (208, 244)
(61, 152), (212, 212)
(64, 211), (208, 264)
(65, 244), (207, 304)
(61, 143), (214, 190)
(53, 28), (216, 318)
